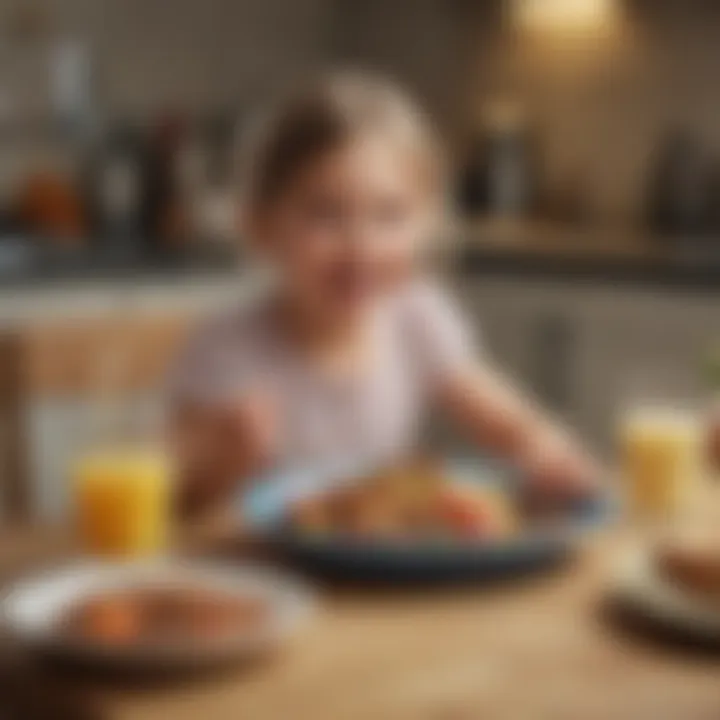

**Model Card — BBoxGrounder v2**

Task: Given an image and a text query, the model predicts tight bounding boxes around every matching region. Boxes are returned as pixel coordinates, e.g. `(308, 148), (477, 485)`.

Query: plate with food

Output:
(612, 532), (720, 642)
(0, 561), (315, 671)
(243, 456), (612, 581)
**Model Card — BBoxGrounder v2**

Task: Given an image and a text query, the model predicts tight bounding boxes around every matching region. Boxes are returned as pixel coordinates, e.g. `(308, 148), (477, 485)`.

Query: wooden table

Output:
(2, 525), (720, 720)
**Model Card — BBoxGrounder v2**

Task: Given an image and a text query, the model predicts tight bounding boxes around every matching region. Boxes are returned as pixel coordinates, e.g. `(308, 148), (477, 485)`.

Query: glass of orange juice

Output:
(73, 445), (173, 558)
(620, 406), (703, 522)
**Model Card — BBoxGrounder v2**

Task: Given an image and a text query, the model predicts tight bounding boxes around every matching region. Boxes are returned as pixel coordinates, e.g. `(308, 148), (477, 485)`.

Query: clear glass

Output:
(619, 406), (703, 522)
(70, 366), (174, 559)
(615, 369), (706, 528)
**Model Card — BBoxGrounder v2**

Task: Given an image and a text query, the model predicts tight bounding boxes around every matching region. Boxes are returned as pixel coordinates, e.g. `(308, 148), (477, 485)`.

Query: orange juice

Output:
(74, 447), (172, 557)
(621, 408), (703, 521)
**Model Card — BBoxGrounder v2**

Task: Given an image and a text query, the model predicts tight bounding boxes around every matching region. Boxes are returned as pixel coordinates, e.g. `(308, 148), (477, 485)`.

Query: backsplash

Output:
(336, 0), (720, 224)
(463, 0), (720, 223)
(0, 0), (331, 198)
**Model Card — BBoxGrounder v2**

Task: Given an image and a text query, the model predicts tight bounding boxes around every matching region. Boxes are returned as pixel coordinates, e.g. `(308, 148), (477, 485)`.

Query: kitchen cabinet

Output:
(457, 277), (720, 455)
(0, 314), (194, 520)
(457, 279), (585, 427)
(0, 273), (250, 521)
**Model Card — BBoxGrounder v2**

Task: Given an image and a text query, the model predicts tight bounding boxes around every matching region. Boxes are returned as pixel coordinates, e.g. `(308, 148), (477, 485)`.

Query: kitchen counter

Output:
(0, 270), (255, 327)
(458, 219), (720, 290)
(0, 221), (718, 319)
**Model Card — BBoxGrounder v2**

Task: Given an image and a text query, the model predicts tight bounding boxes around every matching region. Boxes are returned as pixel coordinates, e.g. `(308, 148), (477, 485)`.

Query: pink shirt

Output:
(169, 279), (475, 469)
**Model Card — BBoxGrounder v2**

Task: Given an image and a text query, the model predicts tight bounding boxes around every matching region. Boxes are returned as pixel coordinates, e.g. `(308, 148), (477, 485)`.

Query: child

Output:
(169, 72), (598, 513)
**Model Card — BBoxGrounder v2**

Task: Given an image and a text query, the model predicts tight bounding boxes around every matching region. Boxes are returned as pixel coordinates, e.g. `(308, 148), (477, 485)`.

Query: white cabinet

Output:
(577, 290), (717, 451)
(458, 278), (586, 424)
(0, 315), (193, 520)
(457, 277), (720, 455)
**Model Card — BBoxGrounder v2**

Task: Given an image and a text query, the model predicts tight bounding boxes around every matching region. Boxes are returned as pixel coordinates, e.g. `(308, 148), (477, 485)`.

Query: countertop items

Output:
(3, 218), (720, 293)
(645, 130), (716, 240)
(458, 219), (720, 290)
(458, 101), (536, 219)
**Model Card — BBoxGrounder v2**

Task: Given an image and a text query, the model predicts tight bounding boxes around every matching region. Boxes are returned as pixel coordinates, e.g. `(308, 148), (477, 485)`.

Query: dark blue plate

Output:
(242, 457), (614, 582)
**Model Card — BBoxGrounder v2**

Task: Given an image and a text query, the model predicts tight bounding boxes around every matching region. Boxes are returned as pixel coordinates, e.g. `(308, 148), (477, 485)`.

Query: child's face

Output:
(255, 135), (436, 323)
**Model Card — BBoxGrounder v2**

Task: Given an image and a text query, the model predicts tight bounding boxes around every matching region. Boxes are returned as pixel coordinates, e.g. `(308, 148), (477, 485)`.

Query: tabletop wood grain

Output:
(2, 521), (720, 720)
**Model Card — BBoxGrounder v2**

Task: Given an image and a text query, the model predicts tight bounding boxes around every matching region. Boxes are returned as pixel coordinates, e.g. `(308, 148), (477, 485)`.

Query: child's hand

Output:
(520, 429), (600, 500)
(174, 390), (279, 515)
(216, 391), (278, 477)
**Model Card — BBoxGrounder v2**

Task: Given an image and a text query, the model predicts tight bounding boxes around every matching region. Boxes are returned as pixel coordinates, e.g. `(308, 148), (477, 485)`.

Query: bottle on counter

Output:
(13, 141), (87, 250)
(0, 183), (35, 277)
(189, 112), (238, 258)
(0, 33), (105, 270)
(140, 114), (193, 259)
(458, 99), (537, 220)
(85, 122), (146, 261)
(174, 116), (211, 252)
(645, 129), (714, 242)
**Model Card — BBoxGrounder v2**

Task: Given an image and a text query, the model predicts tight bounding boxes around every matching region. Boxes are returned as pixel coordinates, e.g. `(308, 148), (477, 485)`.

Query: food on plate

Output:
(60, 584), (269, 647)
(286, 459), (519, 541)
(657, 532), (720, 604)
(68, 594), (142, 644)
(438, 484), (517, 539)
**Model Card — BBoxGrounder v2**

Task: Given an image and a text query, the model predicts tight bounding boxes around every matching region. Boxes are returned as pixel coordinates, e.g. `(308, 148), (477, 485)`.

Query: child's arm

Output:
(168, 393), (276, 516)
(437, 362), (599, 494)
(401, 280), (597, 492)
(166, 310), (279, 515)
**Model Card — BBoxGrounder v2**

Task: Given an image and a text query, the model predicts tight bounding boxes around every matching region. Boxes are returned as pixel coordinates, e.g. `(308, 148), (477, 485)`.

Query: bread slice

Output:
(658, 532), (720, 601)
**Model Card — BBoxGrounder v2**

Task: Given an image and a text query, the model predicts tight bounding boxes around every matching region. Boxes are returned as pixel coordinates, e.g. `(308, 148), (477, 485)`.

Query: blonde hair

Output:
(240, 71), (444, 214)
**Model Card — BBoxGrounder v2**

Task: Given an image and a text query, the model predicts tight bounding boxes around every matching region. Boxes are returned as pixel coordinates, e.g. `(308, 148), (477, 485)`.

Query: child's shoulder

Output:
(391, 276), (464, 325)
(170, 285), (275, 401)
(390, 276), (475, 375)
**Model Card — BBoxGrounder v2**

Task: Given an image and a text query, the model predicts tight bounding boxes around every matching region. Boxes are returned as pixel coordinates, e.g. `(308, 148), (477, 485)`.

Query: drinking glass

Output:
(73, 443), (173, 558)
(71, 347), (173, 559)
(619, 406), (703, 522)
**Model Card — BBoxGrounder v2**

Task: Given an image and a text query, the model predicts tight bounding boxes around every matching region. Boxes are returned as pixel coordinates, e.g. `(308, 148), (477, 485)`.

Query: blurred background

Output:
(0, 0), (719, 521)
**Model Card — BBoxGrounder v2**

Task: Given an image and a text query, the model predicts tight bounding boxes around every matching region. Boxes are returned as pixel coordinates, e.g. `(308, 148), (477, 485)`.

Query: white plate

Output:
(611, 545), (720, 642)
(0, 560), (316, 671)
